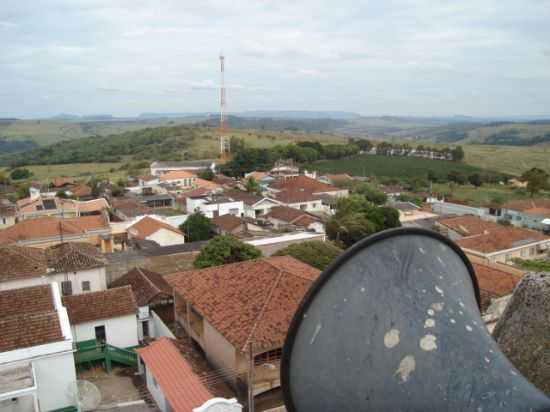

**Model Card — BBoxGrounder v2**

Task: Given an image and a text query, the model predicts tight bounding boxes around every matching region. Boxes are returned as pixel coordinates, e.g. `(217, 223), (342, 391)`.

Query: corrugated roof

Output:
(137, 337), (212, 412)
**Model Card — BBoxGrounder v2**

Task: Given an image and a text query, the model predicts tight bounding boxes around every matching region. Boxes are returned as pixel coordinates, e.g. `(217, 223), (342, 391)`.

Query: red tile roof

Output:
(46, 242), (106, 272)
(0, 215), (109, 244)
(112, 198), (154, 218)
(269, 175), (339, 194)
(53, 177), (75, 188)
(0, 285), (64, 351)
(457, 226), (549, 254)
(472, 263), (523, 310)
(212, 214), (243, 233)
(166, 256), (320, 352)
(438, 215), (502, 237)
(128, 216), (183, 240)
(225, 189), (263, 206)
(160, 170), (197, 182)
(0, 245), (48, 282)
(62, 286), (137, 324)
(70, 184), (92, 198)
(110, 267), (173, 307)
(271, 190), (323, 204)
(137, 337), (212, 412)
(266, 206), (317, 226)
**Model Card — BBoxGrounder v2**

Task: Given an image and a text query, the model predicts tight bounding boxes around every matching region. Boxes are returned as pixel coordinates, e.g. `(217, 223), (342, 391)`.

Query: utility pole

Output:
(247, 341), (255, 412)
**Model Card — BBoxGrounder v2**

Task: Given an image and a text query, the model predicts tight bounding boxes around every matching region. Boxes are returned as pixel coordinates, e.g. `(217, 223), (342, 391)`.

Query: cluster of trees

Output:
(179, 213), (215, 242)
(1, 125), (198, 167)
(223, 137), (361, 176)
(362, 140), (465, 161)
(193, 235), (262, 268)
(9, 168), (32, 180)
(522, 168), (549, 197)
(326, 195), (401, 248)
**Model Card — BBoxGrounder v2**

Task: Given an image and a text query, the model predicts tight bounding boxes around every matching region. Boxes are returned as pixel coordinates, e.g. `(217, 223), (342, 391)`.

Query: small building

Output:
(0, 242), (107, 295)
(435, 215), (503, 241)
(392, 201), (438, 224)
(151, 160), (217, 177)
(112, 197), (154, 221)
(456, 226), (550, 264)
(128, 216), (186, 247)
(137, 337), (242, 412)
(0, 198), (16, 229)
(166, 256), (320, 398)
(265, 205), (324, 233)
(225, 190), (281, 218)
(159, 170), (197, 189)
(138, 193), (176, 209)
(270, 190), (325, 213)
(0, 284), (78, 412)
(186, 194), (244, 219)
(110, 267), (175, 341)
(212, 214), (267, 237)
(0, 215), (114, 252)
(63, 286), (139, 349)
(267, 175), (348, 199)
(501, 198), (550, 231)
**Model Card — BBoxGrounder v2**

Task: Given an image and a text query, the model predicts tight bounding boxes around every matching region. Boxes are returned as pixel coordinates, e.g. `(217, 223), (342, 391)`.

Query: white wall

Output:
(152, 311), (175, 339)
(0, 267), (107, 294)
(146, 228), (186, 246)
(144, 365), (168, 412)
(286, 200), (323, 213)
(203, 321), (238, 383)
(0, 394), (34, 412)
(72, 314), (139, 348)
(34, 353), (78, 411)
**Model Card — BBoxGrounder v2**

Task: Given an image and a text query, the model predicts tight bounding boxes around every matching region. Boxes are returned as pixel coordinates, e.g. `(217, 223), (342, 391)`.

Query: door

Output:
(142, 321), (149, 338)
(95, 325), (106, 344)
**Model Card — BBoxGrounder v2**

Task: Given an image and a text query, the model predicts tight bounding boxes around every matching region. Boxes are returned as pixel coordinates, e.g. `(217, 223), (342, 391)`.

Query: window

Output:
(521, 249), (527, 257)
(529, 247), (535, 256)
(1, 218), (5, 224)
(229, 208), (239, 215)
(61, 281), (73, 296)
(300, 204), (307, 210)
(82, 281), (91, 292)
(142, 321), (149, 338)
(95, 325), (106, 344)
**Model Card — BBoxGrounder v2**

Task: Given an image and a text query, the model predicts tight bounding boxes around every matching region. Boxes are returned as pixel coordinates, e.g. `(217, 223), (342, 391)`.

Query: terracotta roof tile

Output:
(112, 198), (154, 218)
(271, 190), (323, 204)
(269, 175), (339, 193)
(194, 178), (221, 191)
(137, 337), (212, 412)
(212, 214), (243, 233)
(53, 177), (75, 187)
(46, 242), (105, 272)
(472, 263), (522, 310)
(0, 245), (48, 282)
(70, 184), (92, 198)
(225, 190), (263, 206)
(0, 215), (109, 244)
(166, 256), (320, 352)
(0, 285), (64, 351)
(266, 206), (317, 227)
(128, 216), (183, 240)
(438, 215), (502, 237)
(160, 170), (197, 182)
(62, 286), (137, 324)
(457, 226), (550, 254)
(111, 267), (172, 306)
(503, 198), (550, 214)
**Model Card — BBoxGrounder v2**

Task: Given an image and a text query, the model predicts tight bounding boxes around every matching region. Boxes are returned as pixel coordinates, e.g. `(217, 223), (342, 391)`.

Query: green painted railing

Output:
(74, 340), (137, 372)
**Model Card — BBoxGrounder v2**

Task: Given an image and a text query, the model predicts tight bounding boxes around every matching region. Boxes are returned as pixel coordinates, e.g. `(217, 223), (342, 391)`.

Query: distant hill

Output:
(198, 115), (348, 132)
(239, 110), (361, 119)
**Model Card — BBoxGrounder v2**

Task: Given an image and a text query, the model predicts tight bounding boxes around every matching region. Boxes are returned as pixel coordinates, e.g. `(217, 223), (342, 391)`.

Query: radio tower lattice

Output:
(219, 53), (230, 159)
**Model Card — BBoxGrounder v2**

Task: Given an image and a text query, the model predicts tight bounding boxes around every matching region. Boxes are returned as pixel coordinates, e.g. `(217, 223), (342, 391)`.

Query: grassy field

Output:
(1, 162), (127, 183)
(306, 154), (485, 180)
(463, 145), (550, 176)
(431, 183), (548, 206)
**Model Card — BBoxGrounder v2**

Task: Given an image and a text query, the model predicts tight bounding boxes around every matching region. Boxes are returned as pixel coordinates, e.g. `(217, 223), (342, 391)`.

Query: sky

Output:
(1, 0), (550, 118)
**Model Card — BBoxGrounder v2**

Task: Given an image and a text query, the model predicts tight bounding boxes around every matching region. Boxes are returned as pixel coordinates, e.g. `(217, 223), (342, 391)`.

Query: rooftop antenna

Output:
(219, 52), (230, 160)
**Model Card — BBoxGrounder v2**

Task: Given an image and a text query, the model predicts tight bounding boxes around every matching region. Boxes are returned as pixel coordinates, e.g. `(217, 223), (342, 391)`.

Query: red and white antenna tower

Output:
(219, 53), (230, 158)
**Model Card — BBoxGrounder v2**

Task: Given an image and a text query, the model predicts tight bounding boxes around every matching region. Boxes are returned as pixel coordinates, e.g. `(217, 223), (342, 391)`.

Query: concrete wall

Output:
(252, 233), (325, 256)
(502, 209), (546, 230)
(0, 394), (34, 412)
(34, 352), (78, 411)
(152, 310), (175, 339)
(144, 364), (168, 412)
(146, 228), (186, 247)
(0, 267), (107, 294)
(203, 320), (239, 382)
(0, 215), (16, 229)
(72, 314), (139, 348)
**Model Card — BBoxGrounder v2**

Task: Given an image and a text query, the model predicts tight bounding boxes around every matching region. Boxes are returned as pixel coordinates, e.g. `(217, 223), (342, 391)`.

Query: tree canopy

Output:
(10, 168), (32, 180)
(179, 212), (215, 242)
(522, 167), (549, 197)
(274, 240), (343, 270)
(326, 194), (401, 248)
(355, 183), (388, 205)
(193, 235), (262, 268)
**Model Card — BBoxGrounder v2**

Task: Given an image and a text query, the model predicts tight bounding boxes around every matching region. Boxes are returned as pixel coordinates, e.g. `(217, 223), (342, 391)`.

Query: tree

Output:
(180, 212), (215, 242)
(468, 173), (483, 188)
(427, 170), (438, 183)
(245, 177), (261, 195)
(447, 170), (466, 185)
(451, 146), (464, 161)
(10, 168), (32, 180)
(193, 235), (262, 268)
(198, 168), (215, 181)
(56, 190), (69, 199)
(522, 168), (549, 197)
(355, 183), (387, 205)
(326, 195), (401, 248)
(274, 241), (342, 270)
(0, 173), (10, 185)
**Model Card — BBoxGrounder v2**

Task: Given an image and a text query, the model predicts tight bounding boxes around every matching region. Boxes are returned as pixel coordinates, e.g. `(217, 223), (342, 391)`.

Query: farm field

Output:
(431, 183), (548, 206)
(306, 154), (487, 180)
(1, 162), (126, 183)
(463, 145), (550, 176)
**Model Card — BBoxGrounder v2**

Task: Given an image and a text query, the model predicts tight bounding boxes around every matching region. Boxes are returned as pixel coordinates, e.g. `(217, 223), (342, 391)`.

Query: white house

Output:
(62, 286), (139, 349)
(127, 216), (186, 247)
(137, 337), (242, 412)
(159, 170), (197, 189)
(0, 243), (107, 295)
(150, 160), (217, 176)
(0, 284), (78, 412)
(110, 267), (175, 341)
(224, 190), (281, 219)
(186, 195), (244, 219)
